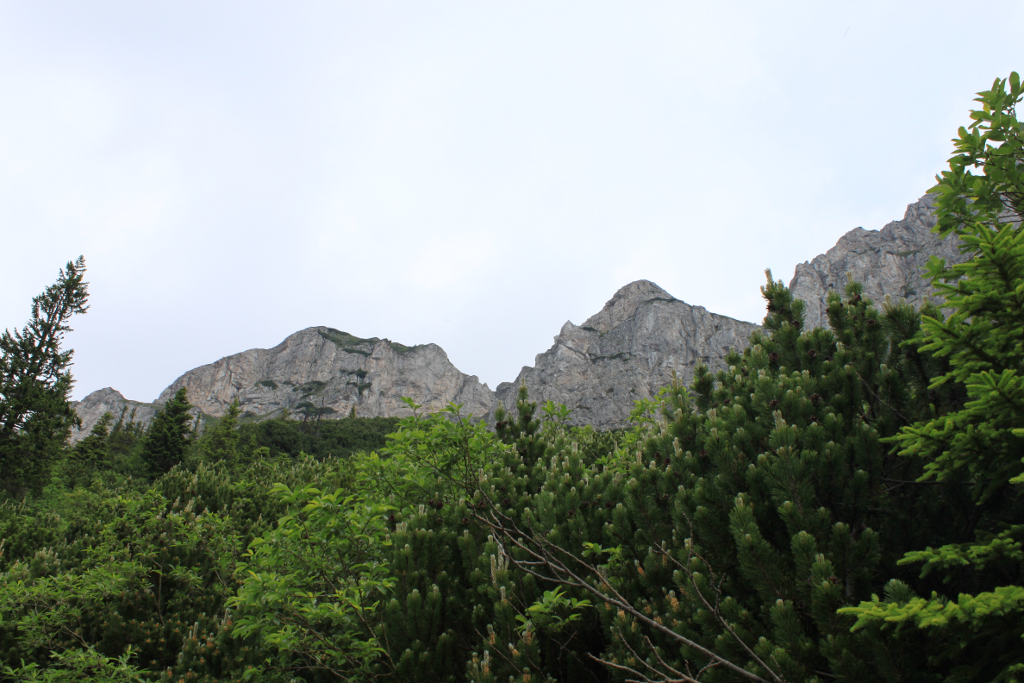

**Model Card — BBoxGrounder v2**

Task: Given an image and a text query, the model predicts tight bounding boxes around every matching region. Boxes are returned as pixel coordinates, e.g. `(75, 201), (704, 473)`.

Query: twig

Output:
(473, 500), (777, 683)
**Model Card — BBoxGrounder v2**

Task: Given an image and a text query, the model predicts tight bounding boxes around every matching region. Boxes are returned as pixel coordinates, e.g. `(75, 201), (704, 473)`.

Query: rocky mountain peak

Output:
(69, 387), (161, 442)
(153, 325), (493, 421)
(492, 283), (759, 429)
(581, 280), (676, 333)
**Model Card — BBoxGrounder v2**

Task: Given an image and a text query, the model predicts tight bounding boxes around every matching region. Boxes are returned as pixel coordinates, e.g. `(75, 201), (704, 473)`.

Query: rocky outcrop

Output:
(156, 327), (495, 421)
(70, 387), (161, 442)
(70, 328), (495, 442)
(491, 281), (759, 430)
(788, 194), (966, 329)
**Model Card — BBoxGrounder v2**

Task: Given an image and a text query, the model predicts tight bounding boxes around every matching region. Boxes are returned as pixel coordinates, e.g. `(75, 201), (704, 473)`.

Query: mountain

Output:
(490, 281), (759, 428)
(70, 328), (493, 441)
(789, 194), (966, 329)
(155, 327), (493, 420)
(69, 387), (161, 437)
(71, 193), (962, 439)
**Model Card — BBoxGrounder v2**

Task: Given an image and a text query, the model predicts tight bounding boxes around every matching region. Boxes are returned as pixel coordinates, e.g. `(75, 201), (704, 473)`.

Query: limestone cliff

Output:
(71, 328), (494, 441)
(69, 387), (161, 442)
(491, 281), (759, 429)
(156, 327), (494, 420)
(788, 194), (965, 329)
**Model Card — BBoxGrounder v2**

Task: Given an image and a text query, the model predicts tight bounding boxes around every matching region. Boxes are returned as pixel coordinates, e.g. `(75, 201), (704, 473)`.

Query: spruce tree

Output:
(0, 257), (89, 495)
(201, 400), (242, 466)
(494, 384), (546, 467)
(140, 388), (194, 476)
(62, 411), (114, 487)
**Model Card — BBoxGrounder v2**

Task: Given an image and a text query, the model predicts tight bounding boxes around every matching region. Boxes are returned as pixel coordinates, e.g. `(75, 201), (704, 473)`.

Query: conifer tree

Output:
(73, 411), (113, 465)
(474, 273), (963, 682)
(0, 257), (88, 495)
(139, 388), (193, 476)
(62, 411), (114, 487)
(201, 400), (241, 466)
(494, 384), (546, 467)
(840, 71), (1024, 683)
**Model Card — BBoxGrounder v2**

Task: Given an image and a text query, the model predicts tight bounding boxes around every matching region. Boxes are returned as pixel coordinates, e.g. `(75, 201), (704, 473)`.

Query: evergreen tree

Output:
(0, 257), (89, 495)
(73, 411), (113, 465)
(476, 278), (957, 682)
(62, 411), (114, 488)
(139, 388), (193, 476)
(494, 383), (546, 467)
(201, 400), (242, 466)
(841, 71), (1024, 683)
(105, 406), (148, 483)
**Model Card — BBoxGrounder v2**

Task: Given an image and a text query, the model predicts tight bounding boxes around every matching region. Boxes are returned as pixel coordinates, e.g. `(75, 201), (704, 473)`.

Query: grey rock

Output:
(69, 387), (161, 443)
(491, 280), (760, 430)
(71, 328), (495, 441)
(788, 194), (966, 329)
(72, 194), (985, 441)
(155, 327), (494, 421)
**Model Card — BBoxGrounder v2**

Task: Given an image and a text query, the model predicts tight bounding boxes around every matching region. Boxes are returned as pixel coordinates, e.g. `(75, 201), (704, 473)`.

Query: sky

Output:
(1, 2), (1020, 403)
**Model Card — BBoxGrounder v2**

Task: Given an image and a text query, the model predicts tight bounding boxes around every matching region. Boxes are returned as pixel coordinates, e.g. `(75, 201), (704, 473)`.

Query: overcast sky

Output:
(1, 2), (1020, 402)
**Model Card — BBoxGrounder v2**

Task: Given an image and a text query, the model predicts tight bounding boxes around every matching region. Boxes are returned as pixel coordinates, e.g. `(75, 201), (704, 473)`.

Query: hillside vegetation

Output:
(0, 73), (1020, 683)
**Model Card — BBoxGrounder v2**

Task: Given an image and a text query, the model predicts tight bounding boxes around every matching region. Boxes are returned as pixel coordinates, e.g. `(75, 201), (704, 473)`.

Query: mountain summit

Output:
(491, 281), (758, 428)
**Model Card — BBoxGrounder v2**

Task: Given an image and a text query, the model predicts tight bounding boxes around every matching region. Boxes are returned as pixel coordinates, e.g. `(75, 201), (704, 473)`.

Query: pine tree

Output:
(140, 388), (194, 477)
(494, 384), (546, 467)
(473, 273), (963, 682)
(0, 257), (89, 495)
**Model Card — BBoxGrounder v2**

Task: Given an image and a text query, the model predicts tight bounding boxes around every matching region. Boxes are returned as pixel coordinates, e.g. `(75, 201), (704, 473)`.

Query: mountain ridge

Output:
(71, 193), (967, 439)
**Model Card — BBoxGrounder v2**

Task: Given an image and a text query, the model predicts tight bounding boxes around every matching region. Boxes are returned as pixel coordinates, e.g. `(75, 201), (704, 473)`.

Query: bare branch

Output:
(472, 500), (779, 683)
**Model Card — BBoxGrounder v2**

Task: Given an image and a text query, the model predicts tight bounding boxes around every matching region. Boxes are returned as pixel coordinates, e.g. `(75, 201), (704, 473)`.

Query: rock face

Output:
(70, 328), (495, 442)
(156, 327), (495, 421)
(71, 194), (981, 441)
(70, 387), (161, 442)
(788, 194), (965, 329)
(491, 281), (760, 430)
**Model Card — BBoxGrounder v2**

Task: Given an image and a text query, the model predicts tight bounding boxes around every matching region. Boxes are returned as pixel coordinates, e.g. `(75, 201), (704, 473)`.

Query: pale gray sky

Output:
(1, 1), (1020, 402)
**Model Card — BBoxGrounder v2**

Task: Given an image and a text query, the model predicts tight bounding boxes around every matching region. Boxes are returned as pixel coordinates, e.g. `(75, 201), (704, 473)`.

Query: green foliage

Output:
(478, 274), (966, 682)
(2, 645), (151, 682)
(0, 257), (89, 495)
(106, 407), (149, 481)
(231, 484), (395, 681)
(0, 487), (248, 678)
(60, 412), (115, 488)
(198, 401), (244, 467)
(236, 414), (399, 460)
(840, 72), (1024, 683)
(515, 588), (592, 634)
(0, 442), (355, 681)
(357, 398), (509, 508)
(494, 384), (545, 467)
